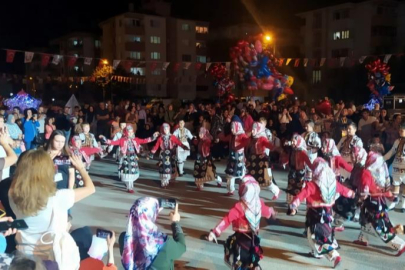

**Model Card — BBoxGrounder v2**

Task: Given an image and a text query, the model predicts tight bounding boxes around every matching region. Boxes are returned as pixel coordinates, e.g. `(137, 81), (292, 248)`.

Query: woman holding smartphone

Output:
(120, 197), (186, 270)
(8, 149), (95, 262)
(45, 130), (75, 190)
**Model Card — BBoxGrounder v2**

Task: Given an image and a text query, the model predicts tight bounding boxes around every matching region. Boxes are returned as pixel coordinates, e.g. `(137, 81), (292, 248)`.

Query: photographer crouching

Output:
(119, 197), (186, 270)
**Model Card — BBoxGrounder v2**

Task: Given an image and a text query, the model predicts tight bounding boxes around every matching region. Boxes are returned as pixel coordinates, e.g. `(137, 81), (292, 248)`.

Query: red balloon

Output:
(284, 87), (294, 95)
(315, 101), (332, 115)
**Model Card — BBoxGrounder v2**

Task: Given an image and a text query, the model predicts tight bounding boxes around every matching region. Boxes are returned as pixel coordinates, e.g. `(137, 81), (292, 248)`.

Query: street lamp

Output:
(102, 59), (108, 65)
(263, 34), (276, 56)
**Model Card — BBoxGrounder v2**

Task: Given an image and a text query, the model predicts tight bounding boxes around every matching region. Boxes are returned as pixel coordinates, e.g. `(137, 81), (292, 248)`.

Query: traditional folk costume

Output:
(246, 122), (280, 200)
(337, 134), (363, 180)
(220, 116), (249, 195)
(208, 176), (276, 270)
(70, 136), (101, 188)
(290, 158), (355, 268)
(105, 126), (157, 193)
(108, 127), (125, 162)
(173, 125), (193, 176)
(302, 128), (321, 181)
(79, 131), (103, 166)
(193, 127), (222, 190)
(285, 134), (313, 210)
(354, 152), (405, 256)
(384, 125), (405, 211)
(151, 123), (188, 188)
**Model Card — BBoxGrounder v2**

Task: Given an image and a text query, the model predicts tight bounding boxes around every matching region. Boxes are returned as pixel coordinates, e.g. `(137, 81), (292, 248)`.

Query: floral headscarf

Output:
(123, 125), (135, 138)
(252, 122), (266, 139)
(312, 158), (337, 205)
(366, 151), (389, 188)
(239, 175), (262, 233)
(231, 116), (245, 135)
(292, 134), (307, 151)
(322, 138), (340, 157)
(199, 127), (212, 141)
(122, 197), (167, 270)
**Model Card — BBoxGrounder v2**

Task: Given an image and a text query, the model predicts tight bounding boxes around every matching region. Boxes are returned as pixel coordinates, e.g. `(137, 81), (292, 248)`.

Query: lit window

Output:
(195, 26), (209, 34)
(130, 52), (141, 59)
(342, 30), (350, 39)
(152, 68), (161, 75)
(150, 36), (161, 44)
(74, 66), (79, 71)
(151, 52), (161, 60)
(196, 41), (206, 48)
(73, 54), (79, 57)
(127, 35), (141, 42)
(196, 55), (206, 63)
(131, 67), (145, 75)
(73, 40), (78, 46)
(333, 31), (341, 40)
(312, 70), (321, 84)
(95, 40), (101, 48)
(182, 24), (190, 31)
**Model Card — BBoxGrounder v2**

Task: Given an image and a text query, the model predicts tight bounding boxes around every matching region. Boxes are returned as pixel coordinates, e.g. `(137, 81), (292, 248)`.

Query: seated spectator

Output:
(80, 231), (117, 270)
(8, 150), (95, 261)
(119, 197), (186, 270)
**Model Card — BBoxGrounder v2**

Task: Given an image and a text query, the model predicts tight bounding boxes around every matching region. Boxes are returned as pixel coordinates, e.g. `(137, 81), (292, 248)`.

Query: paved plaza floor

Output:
(73, 157), (405, 269)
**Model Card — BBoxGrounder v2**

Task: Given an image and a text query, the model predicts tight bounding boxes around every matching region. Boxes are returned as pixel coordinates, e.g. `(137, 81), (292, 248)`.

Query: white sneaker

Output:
(388, 201), (398, 211)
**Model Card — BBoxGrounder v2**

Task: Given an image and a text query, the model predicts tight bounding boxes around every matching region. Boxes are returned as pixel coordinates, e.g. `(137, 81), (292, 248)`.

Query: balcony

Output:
(125, 26), (145, 35)
(125, 42), (145, 51)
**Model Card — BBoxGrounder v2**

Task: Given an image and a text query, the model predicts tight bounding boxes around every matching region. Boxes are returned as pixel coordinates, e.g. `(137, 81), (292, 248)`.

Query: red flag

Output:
(124, 61), (133, 70)
(173, 62), (181, 72)
(67, 57), (77, 67)
(6, 50), (16, 63)
(195, 63), (202, 71)
(41, 54), (51, 67)
(278, 58), (285, 67)
(150, 62), (157, 72)
(294, 59), (300, 67)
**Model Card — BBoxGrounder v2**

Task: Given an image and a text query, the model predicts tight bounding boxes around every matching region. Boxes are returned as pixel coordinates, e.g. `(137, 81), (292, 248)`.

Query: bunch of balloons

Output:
(364, 59), (394, 109)
(229, 35), (294, 100)
(210, 64), (235, 103)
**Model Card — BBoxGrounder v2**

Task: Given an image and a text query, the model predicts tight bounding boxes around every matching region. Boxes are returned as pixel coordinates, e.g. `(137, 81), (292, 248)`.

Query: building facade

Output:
(296, 0), (405, 100)
(99, 5), (211, 99)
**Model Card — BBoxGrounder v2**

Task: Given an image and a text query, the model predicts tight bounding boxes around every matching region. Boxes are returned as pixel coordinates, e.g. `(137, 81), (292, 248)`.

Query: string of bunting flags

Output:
(2, 48), (405, 72)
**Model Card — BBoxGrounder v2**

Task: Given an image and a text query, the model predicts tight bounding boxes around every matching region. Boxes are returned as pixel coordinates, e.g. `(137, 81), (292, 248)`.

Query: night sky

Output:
(1, 0), (371, 50)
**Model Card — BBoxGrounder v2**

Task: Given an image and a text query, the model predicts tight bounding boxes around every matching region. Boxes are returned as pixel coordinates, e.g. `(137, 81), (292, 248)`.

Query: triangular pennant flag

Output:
(206, 62), (212, 71)
(67, 57), (77, 67)
(184, 62), (191, 70)
(294, 59), (300, 67)
(6, 50), (16, 63)
(286, 58), (292, 66)
(340, 57), (346, 67)
(359, 56), (367, 64)
(41, 54), (51, 67)
(150, 62), (158, 72)
(303, 58), (309, 67)
(195, 63), (202, 71)
(52, 55), (62, 65)
(24, 52), (34, 63)
(320, 58), (326, 67)
(162, 62), (170, 70)
(278, 58), (285, 66)
(113, 60), (120, 69)
(384, 54), (392, 63)
(124, 60), (133, 70)
(84, 58), (93, 65)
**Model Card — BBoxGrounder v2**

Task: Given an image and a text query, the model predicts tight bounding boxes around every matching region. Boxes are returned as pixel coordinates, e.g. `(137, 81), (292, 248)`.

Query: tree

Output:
(92, 64), (113, 100)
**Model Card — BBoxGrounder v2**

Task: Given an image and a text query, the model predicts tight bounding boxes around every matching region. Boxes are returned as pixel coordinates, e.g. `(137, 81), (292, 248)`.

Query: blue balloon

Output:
(256, 55), (271, 79)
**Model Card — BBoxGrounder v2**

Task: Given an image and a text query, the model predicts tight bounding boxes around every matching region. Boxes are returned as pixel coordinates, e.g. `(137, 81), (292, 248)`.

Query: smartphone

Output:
(0, 219), (28, 232)
(96, 229), (112, 239)
(158, 198), (177, 210)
